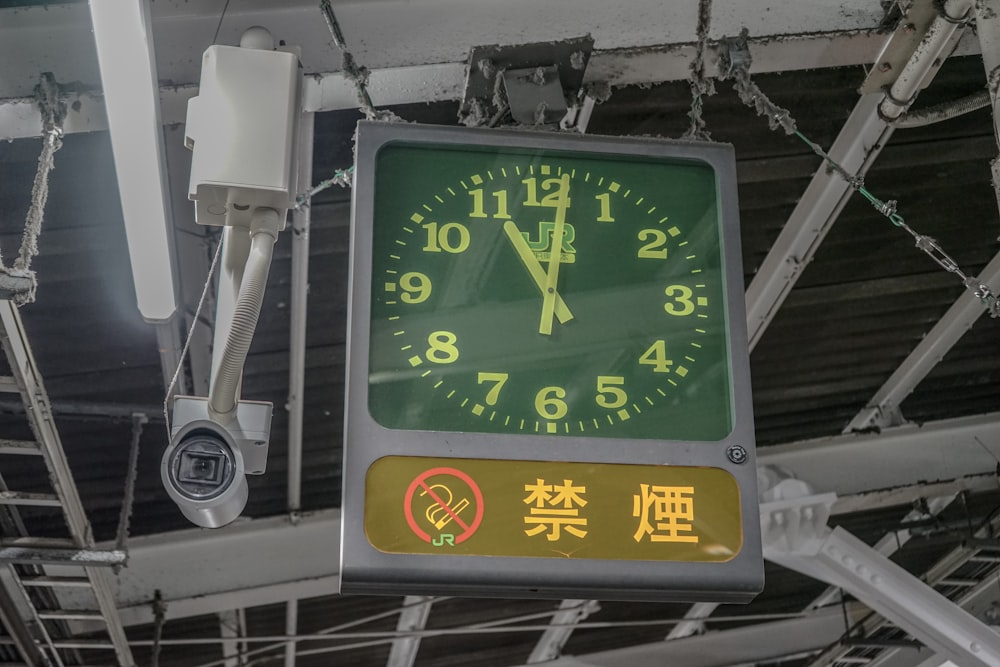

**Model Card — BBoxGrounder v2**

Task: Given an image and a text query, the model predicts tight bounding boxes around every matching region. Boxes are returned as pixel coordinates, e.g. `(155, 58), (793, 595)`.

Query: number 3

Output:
(664, 285), (694, 316)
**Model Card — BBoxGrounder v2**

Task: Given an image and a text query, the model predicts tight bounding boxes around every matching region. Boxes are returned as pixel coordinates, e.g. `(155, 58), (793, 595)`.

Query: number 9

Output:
(400, 272), (432, 304)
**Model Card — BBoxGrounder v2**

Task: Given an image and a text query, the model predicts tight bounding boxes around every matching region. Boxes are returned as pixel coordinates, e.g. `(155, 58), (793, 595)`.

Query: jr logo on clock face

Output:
(367, 142), (734, 442)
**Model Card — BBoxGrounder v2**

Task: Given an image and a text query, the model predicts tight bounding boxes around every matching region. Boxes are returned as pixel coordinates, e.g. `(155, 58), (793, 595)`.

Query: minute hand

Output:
(502, 221), (573, 324)
(539, 173), (571, 336)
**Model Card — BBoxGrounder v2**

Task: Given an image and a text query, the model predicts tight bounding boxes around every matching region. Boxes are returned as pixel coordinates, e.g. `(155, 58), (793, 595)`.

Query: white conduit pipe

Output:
(879, 0), (972, 121)
(893, 90), (990, 127)
(209, 207), (282, 419)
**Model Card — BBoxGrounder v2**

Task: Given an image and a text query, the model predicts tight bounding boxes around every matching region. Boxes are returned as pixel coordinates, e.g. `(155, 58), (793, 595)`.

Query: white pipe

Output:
(209, 207), (281, 420)
(287, 113), (313, 516)
(284, 112), (314, 667)
(283, 599), (298, 667)
(976, 0), (1000, 130)
(211, 226), (251, 395)
(879, 0), (972, 120)
(893, 90), (989, 127)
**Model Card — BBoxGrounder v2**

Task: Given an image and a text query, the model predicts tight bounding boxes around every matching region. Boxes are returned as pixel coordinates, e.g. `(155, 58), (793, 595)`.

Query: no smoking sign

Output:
(403, 467), (484, 546)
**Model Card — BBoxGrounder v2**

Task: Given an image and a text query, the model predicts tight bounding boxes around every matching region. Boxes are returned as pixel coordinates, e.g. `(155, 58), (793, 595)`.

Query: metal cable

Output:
(151, 590), (166, 667)
(294, 166), (354, 209)
(114, 413), (147, 564)
(163, 236), (225, 439)
(212, 0), (233, 45)
(681, 0), (716, 141)
(318, 0), (400, 122)
(3, 73), (66, 306)
(123, 612), (811, 650)
(722, 34), (1000, 318)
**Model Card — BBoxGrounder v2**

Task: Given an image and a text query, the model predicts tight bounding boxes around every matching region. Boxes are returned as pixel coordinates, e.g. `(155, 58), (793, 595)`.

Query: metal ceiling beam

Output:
(764, 519), (1000, 667)
(846, 250), (1000, 431)
(0, 0), (907, 98)
(664, 602), (719, 640)
(868, 571), (1000, 667)
(757, 411), (1000, 497)
(47, 509), (339, 628)
(515, 606), (867, 667)
(0, 31), (900, 140)
(0, 19), (981, 142)
(0, 570), (41, 666)
(807, 493), (958, 611)
(220, 609), (248, 667)
(527, 599), (601, 663)
(744, 91), (892, 350)
(30, 411), (999, 629)
(805, 499), (1000, 667)
(0, 301), (135, 666)
(385, 597), (434, 667)
(846, 0), (1000, 433)
(745, 1), (973, 352)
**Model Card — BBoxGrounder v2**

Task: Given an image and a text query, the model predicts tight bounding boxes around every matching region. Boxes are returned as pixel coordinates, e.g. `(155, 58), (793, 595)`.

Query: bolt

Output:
(726, 444), (748, 464)
(878, 62), (892, 73)
(903, 22), (916, 34)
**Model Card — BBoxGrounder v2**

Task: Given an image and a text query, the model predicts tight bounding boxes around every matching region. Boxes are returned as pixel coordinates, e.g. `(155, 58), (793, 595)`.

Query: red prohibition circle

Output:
(403, 467), (485, 544)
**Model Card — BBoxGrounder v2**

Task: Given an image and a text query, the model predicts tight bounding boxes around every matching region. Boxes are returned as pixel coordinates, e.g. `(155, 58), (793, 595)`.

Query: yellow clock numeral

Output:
(426, 331), (459, 364)
(477, 371), (509, 405)
(423, 222), (470, 253)
(595, 375), (627, 408)
(534, 386), (568, 420)
(469, 189), (510, 219)
(595, 192), (615, 222)
(664, 285), (695, 316)
(639, 340), (673, 373)
(637, 229), (668, 259)
(399, 272), (431, 304)
(522, 177), (570, 208)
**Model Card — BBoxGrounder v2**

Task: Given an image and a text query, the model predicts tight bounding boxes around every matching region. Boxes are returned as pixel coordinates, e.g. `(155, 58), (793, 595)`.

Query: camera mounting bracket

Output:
(170, 396), (272, 475)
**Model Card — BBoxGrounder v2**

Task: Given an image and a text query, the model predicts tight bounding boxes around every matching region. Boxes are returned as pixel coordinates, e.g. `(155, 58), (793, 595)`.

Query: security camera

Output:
(162, 397), (272, 528)
(162, 419), (247, 529)
(168, 26), (297, 529)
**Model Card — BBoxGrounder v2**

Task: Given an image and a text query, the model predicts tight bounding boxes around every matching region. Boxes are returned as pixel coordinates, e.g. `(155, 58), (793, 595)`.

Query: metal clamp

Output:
(939, 3), (972, 26)
(720, 32), (751, 79)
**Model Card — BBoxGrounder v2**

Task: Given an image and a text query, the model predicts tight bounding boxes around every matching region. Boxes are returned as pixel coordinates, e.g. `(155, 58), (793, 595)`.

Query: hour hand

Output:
(502, 220), (573, 325)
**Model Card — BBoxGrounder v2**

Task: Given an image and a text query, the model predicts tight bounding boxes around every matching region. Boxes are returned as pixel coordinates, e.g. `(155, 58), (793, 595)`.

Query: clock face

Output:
(366, 137), (734, 442)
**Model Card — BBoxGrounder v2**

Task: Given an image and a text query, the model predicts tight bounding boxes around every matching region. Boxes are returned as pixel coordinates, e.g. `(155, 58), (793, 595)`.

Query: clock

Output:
(341, 121), (760, 601)
(364, 129), (735, 441)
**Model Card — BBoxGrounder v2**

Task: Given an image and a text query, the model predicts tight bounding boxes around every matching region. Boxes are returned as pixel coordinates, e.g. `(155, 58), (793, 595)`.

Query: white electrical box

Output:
(185, 43), (301, 228)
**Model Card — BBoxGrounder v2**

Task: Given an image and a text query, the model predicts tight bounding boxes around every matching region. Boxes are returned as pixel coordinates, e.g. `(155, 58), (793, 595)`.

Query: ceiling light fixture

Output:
(88, 0), (177, 321)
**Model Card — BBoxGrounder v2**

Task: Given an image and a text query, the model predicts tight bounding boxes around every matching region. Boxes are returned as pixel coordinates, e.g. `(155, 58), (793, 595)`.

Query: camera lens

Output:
(169, 434), (237, 500)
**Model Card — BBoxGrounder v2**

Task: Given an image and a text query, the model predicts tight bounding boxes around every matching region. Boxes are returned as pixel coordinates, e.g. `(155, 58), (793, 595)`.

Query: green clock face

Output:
(367, 140), (734, 441)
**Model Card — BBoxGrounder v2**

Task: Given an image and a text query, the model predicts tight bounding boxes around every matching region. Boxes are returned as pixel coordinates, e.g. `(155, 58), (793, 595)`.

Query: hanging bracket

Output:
(459, 35), (594, 127)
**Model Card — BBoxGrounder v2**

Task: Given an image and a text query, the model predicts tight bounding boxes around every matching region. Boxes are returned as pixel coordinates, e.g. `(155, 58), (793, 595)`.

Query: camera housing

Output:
(162, 396), (272, 528)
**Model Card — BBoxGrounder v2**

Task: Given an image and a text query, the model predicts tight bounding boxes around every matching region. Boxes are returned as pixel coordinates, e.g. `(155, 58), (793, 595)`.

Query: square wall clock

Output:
(341, 121), (762, 602)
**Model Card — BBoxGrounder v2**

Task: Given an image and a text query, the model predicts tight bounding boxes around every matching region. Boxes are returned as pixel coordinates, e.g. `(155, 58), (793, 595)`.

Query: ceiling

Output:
(3, 1), (1000, 666)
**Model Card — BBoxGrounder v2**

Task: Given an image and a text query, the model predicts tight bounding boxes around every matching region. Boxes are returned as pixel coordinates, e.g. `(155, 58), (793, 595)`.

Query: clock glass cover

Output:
(367, 137), (734, 442)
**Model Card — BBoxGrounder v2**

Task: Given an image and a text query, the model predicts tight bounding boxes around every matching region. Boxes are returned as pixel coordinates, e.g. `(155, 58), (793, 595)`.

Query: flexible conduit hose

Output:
(209, 208), (281, 419)
(893, 90), (990, 128)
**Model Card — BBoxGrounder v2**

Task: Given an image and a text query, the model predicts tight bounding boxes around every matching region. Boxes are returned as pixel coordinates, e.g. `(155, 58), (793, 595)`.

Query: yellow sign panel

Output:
(365, 456), (742, 562)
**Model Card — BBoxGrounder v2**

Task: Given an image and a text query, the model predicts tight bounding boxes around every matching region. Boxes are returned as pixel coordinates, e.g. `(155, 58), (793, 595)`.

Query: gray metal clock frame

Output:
(340, 121), (763, 602)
